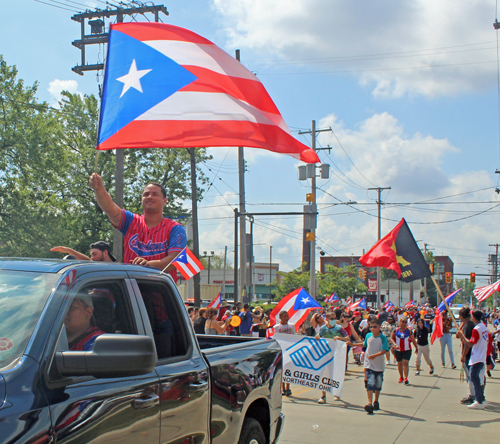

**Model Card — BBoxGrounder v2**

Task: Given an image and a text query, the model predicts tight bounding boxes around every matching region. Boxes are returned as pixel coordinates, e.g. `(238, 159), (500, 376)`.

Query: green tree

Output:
(200, 252), (233, 270)
(272, 263), (311, 300)
(454, 278), (475, 305)
(319, 265), (367, 300)
(0, 57), (211, 257)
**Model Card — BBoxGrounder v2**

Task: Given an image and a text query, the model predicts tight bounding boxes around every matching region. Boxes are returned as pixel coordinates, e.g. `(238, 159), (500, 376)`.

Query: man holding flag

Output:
(89, 174), (187, 282)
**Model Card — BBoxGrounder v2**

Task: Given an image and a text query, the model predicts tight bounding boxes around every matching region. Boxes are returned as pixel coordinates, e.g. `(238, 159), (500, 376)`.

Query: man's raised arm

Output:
(89, 173), (122, 227)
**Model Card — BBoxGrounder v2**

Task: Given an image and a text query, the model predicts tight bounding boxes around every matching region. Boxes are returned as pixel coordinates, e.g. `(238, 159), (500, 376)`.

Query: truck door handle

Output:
(132, 394), (160, 410)
(190, 381), (209, 392)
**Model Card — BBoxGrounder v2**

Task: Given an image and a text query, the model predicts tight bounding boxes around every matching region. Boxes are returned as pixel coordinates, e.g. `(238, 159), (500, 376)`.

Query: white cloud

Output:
(47, 79), (80, 106)
(212, 0), (496, 98)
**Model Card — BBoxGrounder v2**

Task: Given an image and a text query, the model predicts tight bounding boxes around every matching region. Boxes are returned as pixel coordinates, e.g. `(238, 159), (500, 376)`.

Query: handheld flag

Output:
(97, 23), (319, 164)
(269, 287), (322, 332)
(359, 218), (431, 283)
(383, 300), (395, 311)
(437, 289), (462, 313)
(207, 292), (222, 311)
(430, 309), (443, 345)
(325, 293), (339, 304)
(347, 297), (367, 312)
(405, 300), (416, 308)
(171, 248), (204, 280)
(474, 279), (500, 302)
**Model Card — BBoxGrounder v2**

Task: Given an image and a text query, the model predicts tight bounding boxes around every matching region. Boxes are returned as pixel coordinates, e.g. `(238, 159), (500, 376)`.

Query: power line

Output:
(33, 0), (79, 12)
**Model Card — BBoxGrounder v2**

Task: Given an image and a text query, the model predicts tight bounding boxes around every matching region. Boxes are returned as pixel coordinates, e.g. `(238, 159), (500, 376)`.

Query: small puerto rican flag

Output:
(207, 292), (222, 311)
(171, 248), (204, 280)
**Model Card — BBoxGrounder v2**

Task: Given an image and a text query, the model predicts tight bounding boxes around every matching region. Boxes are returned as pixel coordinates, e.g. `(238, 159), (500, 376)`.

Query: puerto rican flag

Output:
(474, 279), (500, 302)
(207, 292), (222, 311)
(345, 296), (352, 306)
(405, 300), (416, 308)
(347, 297), (367, 312)
(383, 300), (395, 311)
(97, 23), (319, 164)
(324, 292), (339, 304)
(171, 248), (204, 280)
(269, 287), (321, 332)
(437, 288), (462, 313)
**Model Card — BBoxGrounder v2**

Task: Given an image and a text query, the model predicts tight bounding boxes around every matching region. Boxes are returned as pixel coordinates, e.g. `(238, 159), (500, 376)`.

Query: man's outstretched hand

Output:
(89, 173), (104, 191)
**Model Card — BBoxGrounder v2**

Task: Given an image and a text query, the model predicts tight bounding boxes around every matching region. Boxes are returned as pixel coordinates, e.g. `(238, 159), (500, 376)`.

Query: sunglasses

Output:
(369, 325), (380, 329)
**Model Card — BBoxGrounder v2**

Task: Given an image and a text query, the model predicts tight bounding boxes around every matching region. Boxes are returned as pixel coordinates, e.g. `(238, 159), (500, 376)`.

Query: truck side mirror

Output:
(55, 334), (156, 378)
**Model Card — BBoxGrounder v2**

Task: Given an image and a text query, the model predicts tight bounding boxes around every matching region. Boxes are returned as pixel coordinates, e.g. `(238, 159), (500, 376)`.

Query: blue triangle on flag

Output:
(293, 288), (322, 310)
(175, 250), (188, 264)
(98, 29), (198, 145)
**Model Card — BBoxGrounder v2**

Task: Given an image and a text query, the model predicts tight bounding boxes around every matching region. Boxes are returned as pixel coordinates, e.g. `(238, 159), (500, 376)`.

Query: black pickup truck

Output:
(0, 258), (284, 444)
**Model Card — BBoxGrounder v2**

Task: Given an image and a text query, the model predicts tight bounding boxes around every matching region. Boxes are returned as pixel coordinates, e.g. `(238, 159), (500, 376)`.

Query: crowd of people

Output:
(187, 300), (500, 414)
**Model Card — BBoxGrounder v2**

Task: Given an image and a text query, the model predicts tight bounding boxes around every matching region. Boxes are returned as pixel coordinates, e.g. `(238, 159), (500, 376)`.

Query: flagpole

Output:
(160, 249), (185, 275)
(431, 276), (461, 330)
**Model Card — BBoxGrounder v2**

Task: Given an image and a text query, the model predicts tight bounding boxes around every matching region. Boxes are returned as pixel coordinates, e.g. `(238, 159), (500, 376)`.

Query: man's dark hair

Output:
(187, 307), (194, 315)
(459, 306), (471, 319)
(472, 309), (483, 322)
(243, 303), (250, 310)
(146, 182), (167, 199)
(370, 317), (381, 326)
(334, 308), (343, 320)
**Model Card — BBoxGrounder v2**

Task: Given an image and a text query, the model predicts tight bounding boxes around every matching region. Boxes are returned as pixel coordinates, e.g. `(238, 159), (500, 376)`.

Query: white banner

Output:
(274, 333), (347, 397)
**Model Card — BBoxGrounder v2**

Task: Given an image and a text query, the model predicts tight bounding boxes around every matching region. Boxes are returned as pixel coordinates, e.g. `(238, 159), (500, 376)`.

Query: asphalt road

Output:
(279, 336), (499, 444)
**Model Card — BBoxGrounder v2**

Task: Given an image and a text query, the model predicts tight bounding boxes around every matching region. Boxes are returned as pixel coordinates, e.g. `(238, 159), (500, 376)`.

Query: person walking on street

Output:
(457, 309), (490, 409)
(414, 318), (434, 375)
(440, 311), (456, 368)
(392, 317), (418, 385)
(350, 317), (389, 414)
(239, 304), (253, 337)
(456, 307), (476, 404)
(275, 310), (295, 396)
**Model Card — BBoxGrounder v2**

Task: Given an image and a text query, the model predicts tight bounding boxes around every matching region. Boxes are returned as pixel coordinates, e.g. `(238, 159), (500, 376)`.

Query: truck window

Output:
(0, 270), (58, 369)
(64, 281), (137, 351)
(136, 281), (189, 360)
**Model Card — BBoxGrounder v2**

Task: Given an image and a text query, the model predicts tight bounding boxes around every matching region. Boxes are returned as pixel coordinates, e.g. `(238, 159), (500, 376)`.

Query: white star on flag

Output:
(301, 297), (310, 304)
(117, 59), (152, 98)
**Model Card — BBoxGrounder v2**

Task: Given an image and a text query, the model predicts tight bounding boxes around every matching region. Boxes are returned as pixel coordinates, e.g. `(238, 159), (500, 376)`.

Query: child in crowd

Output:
(275, 310), (295, 396)
(350, 317), (389, 414)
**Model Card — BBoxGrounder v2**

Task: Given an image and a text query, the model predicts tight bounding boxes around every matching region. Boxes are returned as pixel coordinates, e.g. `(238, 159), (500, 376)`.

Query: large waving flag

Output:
(474, 279), (500, 302)
(97, 23), (319, 164)
(171, 248), (204, 280)
(405, 300), (416, 308)
(269, 287), (322, 332)
(359, 218), (431, 283)
(207, 292), (222, 311)
(438, 288), (462, 313)
(347, 297), (367, 312)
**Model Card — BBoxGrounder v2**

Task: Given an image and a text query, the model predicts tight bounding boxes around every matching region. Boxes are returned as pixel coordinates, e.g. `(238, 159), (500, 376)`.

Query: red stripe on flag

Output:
(97, 120), (319, 163)
(114, 22), (212, 44)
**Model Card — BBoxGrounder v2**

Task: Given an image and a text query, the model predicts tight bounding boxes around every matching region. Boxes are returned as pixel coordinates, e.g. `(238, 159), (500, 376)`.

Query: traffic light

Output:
(358, 269), (363, 278)
(362, 270), (367, 280)
(429, 263), (434, 274)
(445, 272), (452, 284)
(470, 272), (476, 283)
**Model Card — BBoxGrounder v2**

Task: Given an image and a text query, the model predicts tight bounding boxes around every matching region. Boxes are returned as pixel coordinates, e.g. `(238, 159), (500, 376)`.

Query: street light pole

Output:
(269, 245), (273, 300)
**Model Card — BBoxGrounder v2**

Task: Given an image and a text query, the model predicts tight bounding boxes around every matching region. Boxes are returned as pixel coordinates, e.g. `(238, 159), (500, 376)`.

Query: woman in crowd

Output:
(193, 307), (207, 334)
(205, 307), (230, 335)
(413, 318), (434, 375)
(391, 317), (418, 385)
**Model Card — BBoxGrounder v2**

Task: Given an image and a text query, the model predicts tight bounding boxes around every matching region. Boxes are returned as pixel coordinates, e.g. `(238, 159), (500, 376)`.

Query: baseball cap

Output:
(353, 311), (361, 316)
(90, 241), (117, 262)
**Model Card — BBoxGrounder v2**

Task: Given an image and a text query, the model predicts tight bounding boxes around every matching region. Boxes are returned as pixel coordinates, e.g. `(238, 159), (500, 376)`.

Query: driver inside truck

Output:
(65, 295), (105, 351)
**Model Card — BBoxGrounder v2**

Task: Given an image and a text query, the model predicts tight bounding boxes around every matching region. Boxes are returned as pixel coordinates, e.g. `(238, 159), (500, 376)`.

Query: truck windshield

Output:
(0, 270), (58, 369)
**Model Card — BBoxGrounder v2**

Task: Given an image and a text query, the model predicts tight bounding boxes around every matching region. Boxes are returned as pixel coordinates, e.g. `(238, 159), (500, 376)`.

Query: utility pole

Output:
(489, 243), (499, 309)
(368, 186), (391, 310)
(298, 121), (331, 299)
(71, 4), (168, 262)
(235, 49), (246, 304)
(190, 148), (201, 306)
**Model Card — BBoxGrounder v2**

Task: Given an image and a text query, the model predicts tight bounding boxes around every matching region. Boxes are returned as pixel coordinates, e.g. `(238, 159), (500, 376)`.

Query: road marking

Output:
(289, 387), (312, 396)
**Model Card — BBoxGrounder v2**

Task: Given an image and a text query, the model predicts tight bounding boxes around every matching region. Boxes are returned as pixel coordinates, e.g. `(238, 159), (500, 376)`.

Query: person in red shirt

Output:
(89, 173), (186, 282)
(65, 296), (104, 351)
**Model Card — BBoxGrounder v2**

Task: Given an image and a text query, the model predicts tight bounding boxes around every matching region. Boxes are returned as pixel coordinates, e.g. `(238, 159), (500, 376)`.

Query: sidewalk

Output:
(279, 336), (499, 443)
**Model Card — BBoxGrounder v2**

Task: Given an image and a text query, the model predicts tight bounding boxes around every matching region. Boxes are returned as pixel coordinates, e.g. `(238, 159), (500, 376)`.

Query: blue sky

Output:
(3, 0), (500, 286)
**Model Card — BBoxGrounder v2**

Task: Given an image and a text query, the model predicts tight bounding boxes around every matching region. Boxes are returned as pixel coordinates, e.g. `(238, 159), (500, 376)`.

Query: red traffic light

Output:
(470, 272), (476, 283)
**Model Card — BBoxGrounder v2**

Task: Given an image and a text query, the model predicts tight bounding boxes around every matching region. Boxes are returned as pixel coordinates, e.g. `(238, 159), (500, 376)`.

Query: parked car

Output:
(0, 258), (284, 444)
